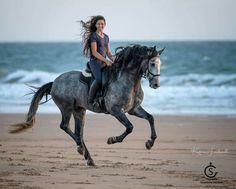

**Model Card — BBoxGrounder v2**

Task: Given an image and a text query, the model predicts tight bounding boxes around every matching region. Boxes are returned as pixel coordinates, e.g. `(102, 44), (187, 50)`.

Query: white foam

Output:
(1, 69), (59, 84)
(161, 73), (236, 86)
(0, 70), (236, 115)
(141, 82), (236, 115)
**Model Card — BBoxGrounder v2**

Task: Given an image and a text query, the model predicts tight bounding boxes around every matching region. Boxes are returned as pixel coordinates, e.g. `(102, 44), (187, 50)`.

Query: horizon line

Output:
(0, 39), (236, 43)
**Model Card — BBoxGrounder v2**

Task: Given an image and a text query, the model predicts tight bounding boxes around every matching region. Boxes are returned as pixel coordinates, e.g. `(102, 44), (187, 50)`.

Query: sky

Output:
(0, 0), (236, 42)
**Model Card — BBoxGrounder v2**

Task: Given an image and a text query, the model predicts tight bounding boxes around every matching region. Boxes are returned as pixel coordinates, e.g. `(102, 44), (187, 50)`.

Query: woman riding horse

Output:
(80, 15), (114, 105)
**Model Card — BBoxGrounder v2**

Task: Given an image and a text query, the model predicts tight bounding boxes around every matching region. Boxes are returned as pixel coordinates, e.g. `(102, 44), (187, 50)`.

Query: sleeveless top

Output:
(90, 31), (109, 60)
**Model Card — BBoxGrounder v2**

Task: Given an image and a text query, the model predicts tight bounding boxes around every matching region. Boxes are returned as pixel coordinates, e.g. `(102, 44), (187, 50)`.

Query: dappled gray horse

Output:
(10, 44), (165, 166)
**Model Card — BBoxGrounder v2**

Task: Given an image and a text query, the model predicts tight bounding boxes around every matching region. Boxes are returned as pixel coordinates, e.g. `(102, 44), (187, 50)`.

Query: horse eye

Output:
(151, 63), (155, 66)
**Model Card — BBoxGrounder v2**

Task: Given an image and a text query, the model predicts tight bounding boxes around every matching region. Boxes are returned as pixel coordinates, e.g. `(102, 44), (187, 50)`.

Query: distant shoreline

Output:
(0, 40), (236, 43)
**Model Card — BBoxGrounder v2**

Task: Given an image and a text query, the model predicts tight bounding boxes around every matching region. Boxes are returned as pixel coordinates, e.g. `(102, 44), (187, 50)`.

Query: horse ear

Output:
(151, 46), (156, 55)
(157, 47), (165, 56)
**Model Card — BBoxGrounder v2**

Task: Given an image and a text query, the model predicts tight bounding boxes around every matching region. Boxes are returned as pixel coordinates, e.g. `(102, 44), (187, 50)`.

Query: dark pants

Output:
(89, 59), (103, 85)
(88, 59), (104, 103)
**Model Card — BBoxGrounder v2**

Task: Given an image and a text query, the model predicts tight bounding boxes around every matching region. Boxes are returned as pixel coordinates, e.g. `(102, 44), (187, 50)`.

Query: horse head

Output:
(140, 46), (165, 89)
(113, 45), (165, 89)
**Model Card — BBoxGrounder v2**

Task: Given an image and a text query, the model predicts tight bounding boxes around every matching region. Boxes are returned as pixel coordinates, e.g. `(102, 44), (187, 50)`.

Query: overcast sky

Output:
(0, 0), (235, 42)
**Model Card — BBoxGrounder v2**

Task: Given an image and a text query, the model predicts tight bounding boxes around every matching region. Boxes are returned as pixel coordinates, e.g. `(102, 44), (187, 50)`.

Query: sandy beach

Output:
(0, 113), (235, 189)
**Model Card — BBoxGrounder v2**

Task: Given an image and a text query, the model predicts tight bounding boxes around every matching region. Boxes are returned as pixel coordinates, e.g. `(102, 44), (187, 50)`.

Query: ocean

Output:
(0, 41), (236, 115)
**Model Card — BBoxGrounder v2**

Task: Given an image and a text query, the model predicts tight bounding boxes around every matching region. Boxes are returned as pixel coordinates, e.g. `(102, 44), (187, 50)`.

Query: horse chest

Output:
(105, 79), (143, 112)
(122, 89), (143, 112)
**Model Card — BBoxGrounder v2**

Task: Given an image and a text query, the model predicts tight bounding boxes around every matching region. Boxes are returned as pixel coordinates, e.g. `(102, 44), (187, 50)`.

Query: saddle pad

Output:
(82, 68), (92, 77)
(79, 71), (92, 88)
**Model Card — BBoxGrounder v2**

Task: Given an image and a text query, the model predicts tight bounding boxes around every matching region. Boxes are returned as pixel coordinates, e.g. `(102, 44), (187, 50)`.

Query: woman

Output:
(80, 15), (114, 104)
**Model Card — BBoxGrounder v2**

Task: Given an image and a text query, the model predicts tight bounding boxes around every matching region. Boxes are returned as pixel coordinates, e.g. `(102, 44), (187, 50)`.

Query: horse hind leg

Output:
(73, 109), (84, 155)
(59, 107), (81, 147)
(73, 107), (95, 166)
(82, 140), (95, 166)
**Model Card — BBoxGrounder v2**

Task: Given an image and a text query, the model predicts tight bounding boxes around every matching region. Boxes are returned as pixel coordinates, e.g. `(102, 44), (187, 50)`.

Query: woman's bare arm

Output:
(106, 43), (114, 62)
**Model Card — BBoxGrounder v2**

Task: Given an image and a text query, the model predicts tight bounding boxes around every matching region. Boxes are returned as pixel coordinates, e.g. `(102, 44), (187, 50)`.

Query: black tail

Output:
(9, 82), (53, 134)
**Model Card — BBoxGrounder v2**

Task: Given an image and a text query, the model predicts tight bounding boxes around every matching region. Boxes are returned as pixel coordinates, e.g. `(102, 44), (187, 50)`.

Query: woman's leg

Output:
(88, 60), (102, 103)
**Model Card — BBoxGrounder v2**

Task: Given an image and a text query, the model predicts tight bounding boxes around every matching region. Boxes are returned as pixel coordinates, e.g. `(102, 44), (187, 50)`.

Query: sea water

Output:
(0, 41), (236, 115)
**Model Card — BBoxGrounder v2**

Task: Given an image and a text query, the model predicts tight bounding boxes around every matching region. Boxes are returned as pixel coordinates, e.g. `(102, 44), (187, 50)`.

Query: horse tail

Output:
(9, 82), (53, 134)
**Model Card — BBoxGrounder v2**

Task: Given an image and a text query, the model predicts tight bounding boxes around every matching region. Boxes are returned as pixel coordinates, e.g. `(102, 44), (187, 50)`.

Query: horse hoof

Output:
(107, 137), (116, 144)
(145, 140), (153, 150)
(77, 146), (84, 155)
(87, 159), (95, 166)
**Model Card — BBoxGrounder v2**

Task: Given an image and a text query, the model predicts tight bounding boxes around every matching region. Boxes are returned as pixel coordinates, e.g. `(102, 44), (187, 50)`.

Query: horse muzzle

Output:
(149, 82), (160, 89)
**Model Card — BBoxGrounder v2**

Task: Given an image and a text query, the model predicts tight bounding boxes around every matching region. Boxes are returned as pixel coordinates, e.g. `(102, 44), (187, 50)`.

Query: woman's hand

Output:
(105, 59), (113, 66)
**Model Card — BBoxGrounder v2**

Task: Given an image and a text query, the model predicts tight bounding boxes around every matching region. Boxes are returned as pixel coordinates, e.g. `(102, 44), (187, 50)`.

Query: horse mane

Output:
(108, 44), (153, 81)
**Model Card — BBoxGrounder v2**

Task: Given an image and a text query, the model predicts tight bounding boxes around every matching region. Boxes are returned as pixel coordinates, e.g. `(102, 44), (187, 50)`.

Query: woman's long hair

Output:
(79, 15), (106, 57)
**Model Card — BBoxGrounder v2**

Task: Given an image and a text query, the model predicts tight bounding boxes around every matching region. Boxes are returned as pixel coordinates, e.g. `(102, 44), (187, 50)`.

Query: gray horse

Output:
(10, 44), (165, 166)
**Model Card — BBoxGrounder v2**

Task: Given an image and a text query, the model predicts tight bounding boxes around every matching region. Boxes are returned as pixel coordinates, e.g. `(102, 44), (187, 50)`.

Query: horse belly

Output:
(50, 71), (89, 108)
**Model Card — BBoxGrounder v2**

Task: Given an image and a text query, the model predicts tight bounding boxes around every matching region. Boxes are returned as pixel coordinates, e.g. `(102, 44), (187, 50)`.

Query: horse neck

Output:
(115, 60), (143, 87)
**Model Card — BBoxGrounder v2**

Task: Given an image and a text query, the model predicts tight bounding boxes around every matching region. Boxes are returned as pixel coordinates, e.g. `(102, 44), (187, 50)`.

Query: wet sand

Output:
(0, 113), (236, 189)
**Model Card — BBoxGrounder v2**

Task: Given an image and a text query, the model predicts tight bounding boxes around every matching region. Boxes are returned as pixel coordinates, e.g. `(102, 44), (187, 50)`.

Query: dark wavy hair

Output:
(79, 15), (106, 57)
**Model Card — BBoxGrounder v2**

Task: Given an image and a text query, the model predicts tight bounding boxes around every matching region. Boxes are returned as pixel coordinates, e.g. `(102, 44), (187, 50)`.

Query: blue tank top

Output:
(90, 32), (109, 60)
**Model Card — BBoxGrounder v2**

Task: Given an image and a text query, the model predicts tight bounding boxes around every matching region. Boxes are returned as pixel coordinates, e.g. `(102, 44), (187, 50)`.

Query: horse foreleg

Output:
(107, 108), (134, 144)
(128, 106), (157, 150)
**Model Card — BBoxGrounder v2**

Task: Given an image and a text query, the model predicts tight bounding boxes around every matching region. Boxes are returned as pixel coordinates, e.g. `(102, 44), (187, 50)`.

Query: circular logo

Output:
(204, 162), (218, 179)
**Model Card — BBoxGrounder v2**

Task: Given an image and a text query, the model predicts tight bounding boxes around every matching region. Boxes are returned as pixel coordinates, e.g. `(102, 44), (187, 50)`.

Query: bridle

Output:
(141, 56), (160, 81)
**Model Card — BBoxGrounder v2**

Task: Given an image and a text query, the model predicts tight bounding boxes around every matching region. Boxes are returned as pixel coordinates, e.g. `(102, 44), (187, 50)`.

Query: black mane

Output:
(108, 44), (156, 80)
